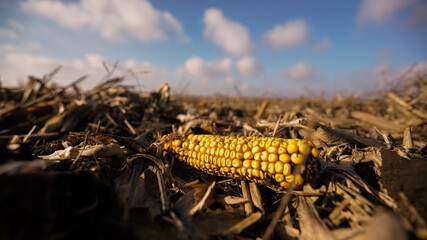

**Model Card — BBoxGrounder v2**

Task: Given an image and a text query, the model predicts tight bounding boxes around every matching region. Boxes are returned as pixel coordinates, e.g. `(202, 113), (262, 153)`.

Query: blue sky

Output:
(0, 0), (426, 96)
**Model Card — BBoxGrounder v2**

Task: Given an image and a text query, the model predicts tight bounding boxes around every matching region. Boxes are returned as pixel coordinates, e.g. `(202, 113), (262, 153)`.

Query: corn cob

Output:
(163, 134), (319, 189)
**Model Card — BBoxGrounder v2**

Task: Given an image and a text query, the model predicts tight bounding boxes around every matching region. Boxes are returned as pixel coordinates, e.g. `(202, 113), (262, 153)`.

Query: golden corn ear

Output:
(164, 134), (319, 189)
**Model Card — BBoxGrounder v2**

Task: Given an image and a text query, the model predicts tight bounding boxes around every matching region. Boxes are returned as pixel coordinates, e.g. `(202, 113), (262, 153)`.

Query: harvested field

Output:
(0, 71), (426, 240)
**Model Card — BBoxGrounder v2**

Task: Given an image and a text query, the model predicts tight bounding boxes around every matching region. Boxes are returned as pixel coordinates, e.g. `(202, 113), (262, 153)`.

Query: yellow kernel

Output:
(299, 144), (311, 155)
(242, 144), (249, 152)
(260, 151), (269, 161)
(268, 153), (279, 163)
(187, 134), (194, 140)
(218, 148), (224, 157)
(279, 142), (288, 149)
(210, 141), (217, 148)
(188, 143), (195, 150)
(182, 142), (189, 149)
(275, 173), (285, 183)
(253, 140), (260, 147)
(272, 140), (280, 147)
(241, 167), (248, 176)
(222, 167), (230, 173)
(252, 146), (262, 154)
(312, 148), (319, 158)
(259, 141), (266, 148)
(267, 163), (276, 174)
(251, 160), (261, 169)
(224, 143), (230, 149)
(265, 141), (272, 148)
(295, 174), (304, 186)
(204, 141), (210, 148)
(283, 163), (292, 175)
(178, 149), (185, 156)
(278, 146), (287, 155)
(244, 151), (254, 160)
(224, 149), (230, 158)
(291, 153), (304, 165)
(267, 146), (278, 154)
(164, 142), (170, 150)
(210, 148), (216, 155)
(236, 152), (244, 160)
(243, 160), (252, 168)
(260, 161), (268, 172)
(279, 153), (291, 163)
(254, 152), (261, 161)
(230, 151), (236, 159)
(252, 169), (260, 178)
(226, 159), (232, 167)
(172, 139), (181, 148)
(194, 145), (200, 152)
(247, 169), (253, 178)
(285, 174), (294, 183)
(287, 144), (298, 154)
(230, 143), (236, 150)
(217, 142), (224, 148)
(200, 146), (206, 154)
(232, 159), (243, 168)
(308, 141), (316, 148)
(259, 171), (265, 179)
(275, 161), (284, 173)
(280, 182), (289, 188)
(191, 158), (197, 167)
(230, 167), (237, 174)
(221, 158), (227, 167)
(235, 144), (243, 152)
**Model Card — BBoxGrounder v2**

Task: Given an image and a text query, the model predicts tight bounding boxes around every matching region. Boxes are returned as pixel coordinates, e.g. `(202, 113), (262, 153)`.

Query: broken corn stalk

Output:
(163, 134), (319, 189)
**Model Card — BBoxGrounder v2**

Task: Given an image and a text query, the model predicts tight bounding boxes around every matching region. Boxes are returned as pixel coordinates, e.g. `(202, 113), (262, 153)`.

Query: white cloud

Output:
(373, 62), (427, 84)
(0, 28), (17, 39)
(0, 52), (162, 89)
(7, 19), (24, 30)
(262, 19), (308, 50)
(282, 62), (315, 81)
(20, 0), (189, 42)
(406, 3), (427, 25)
(357, 0), (416, 24)
(0, 42), (42, 53)
(0, 44), (15, 52)
(313, 38), (333, 51)
(236, 56), (263, 77)
(335, 62), (427, 94)
(177, 56), (232, 79)
(221, 77), (252, 95)
(203, 8), (253, 56)
(224, 76), (236, 86)
(26, 42), (43, 51)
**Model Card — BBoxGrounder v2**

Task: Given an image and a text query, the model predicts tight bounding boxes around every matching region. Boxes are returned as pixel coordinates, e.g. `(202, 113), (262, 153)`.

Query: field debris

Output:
(0, 71), (426, 239)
